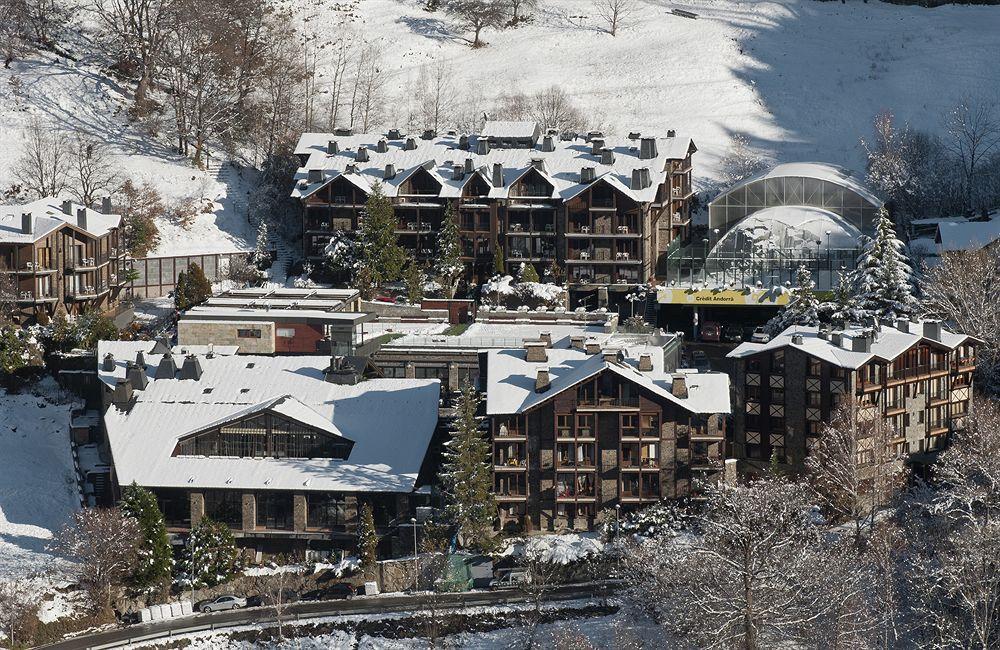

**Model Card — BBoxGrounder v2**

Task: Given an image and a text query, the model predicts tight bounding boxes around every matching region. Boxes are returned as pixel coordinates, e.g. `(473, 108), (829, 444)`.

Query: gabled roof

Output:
(176, 394), (350, 444)
(936, 214), (1000, 251)
(0, 197), (121, 243)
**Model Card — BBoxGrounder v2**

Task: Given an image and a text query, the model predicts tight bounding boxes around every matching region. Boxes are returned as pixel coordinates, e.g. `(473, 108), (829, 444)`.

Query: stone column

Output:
(405, 363), (415, 379)
(448, 362), (460, 392)
(241, 493), (256, 532)
(189, 491), (205, 528)
(293, 493), (308, 532)
(344, 495), (359, 534)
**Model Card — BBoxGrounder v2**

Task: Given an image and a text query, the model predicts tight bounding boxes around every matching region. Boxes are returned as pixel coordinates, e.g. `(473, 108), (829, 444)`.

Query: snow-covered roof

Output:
(222, 287), (360, 301)
(479, 121), (541, 139)
(485, 344), (730, 416)
(179, 305), (372, 324)
(291, 130), (695, 204)
(385, 322), (614, 351)
(727, 320), (975, 369)
(97, 341), (440, 493)
(936, 215), (1000, 252)
(721, 162), (882, 208)
(0, 197), (121, 243)
(204, 297), (348, 311)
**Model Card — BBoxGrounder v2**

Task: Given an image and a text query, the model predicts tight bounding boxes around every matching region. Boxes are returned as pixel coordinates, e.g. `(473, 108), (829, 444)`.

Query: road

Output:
(40, 582), (619, 650)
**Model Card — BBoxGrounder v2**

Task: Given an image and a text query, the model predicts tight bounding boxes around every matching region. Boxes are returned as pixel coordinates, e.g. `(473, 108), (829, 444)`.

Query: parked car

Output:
(691, 350), (711, 372)
(699, 321), (722, 342)
(751, 326), (771, 343)
(196, 595), (246, 613)
(301, 583), (354, 601)
(247, 589), (299, 608)
(722, 324), (743, 343)
(374, 294), (396, 303)
(489, 569), (530, 589)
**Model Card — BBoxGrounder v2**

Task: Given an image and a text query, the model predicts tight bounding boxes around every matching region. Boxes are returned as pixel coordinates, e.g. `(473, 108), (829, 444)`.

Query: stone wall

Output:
(177, 320), (276, 354)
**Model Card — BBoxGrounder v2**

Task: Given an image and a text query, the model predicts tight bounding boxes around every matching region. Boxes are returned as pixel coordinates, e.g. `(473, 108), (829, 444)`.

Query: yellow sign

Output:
(657, 287), (790, 306)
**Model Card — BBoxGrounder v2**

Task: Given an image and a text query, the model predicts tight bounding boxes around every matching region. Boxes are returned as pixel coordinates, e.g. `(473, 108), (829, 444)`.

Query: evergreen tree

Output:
(519, 262), (540, 284)
(828, 269), (863, 328)
(120, 482), (173, 589)
(765, 265), (820, 336)
(493, 245), (505, 276)
(359, 182), (405, 289)
(405, 260), (424, 304)
(184, 517), (241, 587)
(435, 203), (464, 298)
(439, 384), (495, 550)
(253, 220), (270, 268)
(358, 503), (378, 569)
(185, 263), (213, 307)
(174, 270), (189, 310)
(850, 208), (917, 320)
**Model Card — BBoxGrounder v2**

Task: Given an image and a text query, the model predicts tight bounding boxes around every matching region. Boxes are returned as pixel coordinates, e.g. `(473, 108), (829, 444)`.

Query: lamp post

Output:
(410, 517), (419, 592)
(615, 503), (621, 536)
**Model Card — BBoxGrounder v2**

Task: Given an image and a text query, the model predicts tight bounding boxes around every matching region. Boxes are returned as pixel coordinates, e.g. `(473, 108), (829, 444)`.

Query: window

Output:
(176, 413), (351, 460)
(641, 414), (659, 436)
(557, 415), (572, 438)
(205, 491), (243, 528)
(748, 358), (762, 372)
(276, 328), (295, 338)
(771, 350), (785, 373)
(747, 385), (761, 400)
(576, 414), (594, 436)
(808, 358), (822, 377)
(307, 494), (347, 530)
(415, 366), (445, 379)
(256, 492), (293, 530)
(807, 392), (822, 407)
(807, 421), (822, 436)
(771, 389), (785, 405)
(237, 329), (262, 339)
(621, 414), (639, 435)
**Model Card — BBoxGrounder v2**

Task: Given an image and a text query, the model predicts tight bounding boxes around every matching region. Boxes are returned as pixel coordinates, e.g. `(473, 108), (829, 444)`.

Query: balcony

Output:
(67, 285), (109, 300)
(494, 458), (527, 471)
(0, 262), (57, 275)
(67, 257), (111, 272)
(496, 426), (526, 440)
(577, 396), (640, 410)
(15, 291), (58, 304)
(507, 248), (554, 262)
(621, 458), (660, 470)
(506, 221), (555, 235)
(395, 222), (434, 234)
(957, 357), (976, 372)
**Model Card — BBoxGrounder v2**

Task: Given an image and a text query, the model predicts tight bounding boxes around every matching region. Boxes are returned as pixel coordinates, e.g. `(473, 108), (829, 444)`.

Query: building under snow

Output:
(95, 340), (441, 555)
(291, 122), (697, 309)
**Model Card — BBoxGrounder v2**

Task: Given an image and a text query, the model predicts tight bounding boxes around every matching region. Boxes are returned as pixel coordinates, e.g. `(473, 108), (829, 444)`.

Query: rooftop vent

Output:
(387, 128), (402, 140)
(831, 332), (843, 348)
(356, 146), (369, 163)
(817, 328), (829, 340)
(540, 135), (555, 152)
(326, 140), (339, 154)
(62, 200), (72, 215)
(492, 162), (504, 188)
(344, 164), (357, 175)
(628, 131), (641, 140)
(535, 367), (551, 393)
(76, 207), (88, 231)
(570, 335), (586, 351)
(325, 356), (359, 385)
(852, 334), (872, 353)
(791, 334), (804, 345)
(591, 139), (605, 155)
(602, 349), (622, 364)
(585, 340), (601, 355)
(476, 139), (490, 155)
(671, 375), (688, 399)
(581, 167), (596, 183)
(246, 362), (255, 368)
(452, 164), (464, 181)
(334, 126), (353, 136)
(101, 196), (112, 214)
(384, 164), (396, 180)
(112, 379), (133, 407)
(464, 157), (474, 174)
(404, 137), (417, 151)
(638, 353), (653, 372)
(101, 352), (115, 372)
(639, 137), (658, 160)
(155, 354), (177, 379)
(178, 354), (203, 380)
(586, 130), (605, 141)
(376, 139), (388, 153)
(600, 148), (615, 165)
(897, 318), (910, 334)
(538, 331), (552, 347)
(20, 212), (32, 235)
(126, 363), (148, 391)
(307, 169), (323, 184)
(459, 134), (470, 150)
(666, 129), (676, 138)
(421, 129), (436, 140)
(135, 351), (146, 368)
(525, 341), (547, 363)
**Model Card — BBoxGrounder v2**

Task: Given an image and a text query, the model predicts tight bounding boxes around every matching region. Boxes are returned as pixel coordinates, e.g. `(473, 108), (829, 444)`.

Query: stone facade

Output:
(177, 320), (276, 354)
(241, 493), (256, 531)
(190, 491), (205, 527)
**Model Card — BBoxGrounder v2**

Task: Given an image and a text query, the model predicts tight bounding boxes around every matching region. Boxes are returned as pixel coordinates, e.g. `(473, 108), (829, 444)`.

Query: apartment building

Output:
(0, 197), (128, 322)
(291, 122), (696, 307)
(726, 320), (978, 473)
(485, 338), (730, 532)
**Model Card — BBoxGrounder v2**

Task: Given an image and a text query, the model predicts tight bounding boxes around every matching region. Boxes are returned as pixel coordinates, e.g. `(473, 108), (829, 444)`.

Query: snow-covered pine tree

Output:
(359, 182), (405, 289)
(184, 517), (241, 588)
(253, 219), (270, 268)
(765, 264), (820, 336)
(519, 261), (540, 284)
(435, 203), (464, 298)
(440, 384), (496, 550)
(119, 482), (173, 590)
(358, 503), (378, 569)
(493, 245), (505, 276)
(850, 208), (918, 320)
(174, 270), (189, 310)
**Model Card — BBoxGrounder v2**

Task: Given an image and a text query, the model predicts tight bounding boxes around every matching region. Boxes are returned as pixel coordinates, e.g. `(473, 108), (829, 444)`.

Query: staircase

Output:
(643, 293), (658, 324)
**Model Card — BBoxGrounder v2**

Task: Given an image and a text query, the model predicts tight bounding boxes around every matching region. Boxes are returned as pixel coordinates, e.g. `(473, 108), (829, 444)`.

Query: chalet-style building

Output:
(726, 320), (978, 473)
(0, 197), (128, 322)
(485, 338), (730, 532)
(96, 341), (440, 556)
(291, 122), (696, 307)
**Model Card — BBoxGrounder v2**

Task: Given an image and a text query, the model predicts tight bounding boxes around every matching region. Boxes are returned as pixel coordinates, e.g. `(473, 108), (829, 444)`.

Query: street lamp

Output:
(615, 503), (621, 536)
(410, 517), (419, 592)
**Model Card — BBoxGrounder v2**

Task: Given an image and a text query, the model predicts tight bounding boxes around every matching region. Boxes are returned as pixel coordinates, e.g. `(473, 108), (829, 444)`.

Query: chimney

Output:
(206, 343), (215, 359)
(581, 167), (596, 184)
(101, 352), (115, 372)
(404, 137), (417, 151)
(791, 334), (804, 345)
(344, 164), (357, 175)
(459, 134), (470, 150)
(452, 164), (464, 181)
(896, 318), (909, 333)
(525, 341), (547, 363)
(540, 135), (555, 152)
(61, 200), (72, 215)
(530, 158), (545, 173)
(151, 337), (171, 355)
(178, 354), (203, 380)
(639, 137), (658, 160)
(539, 331), (552, 347)
(421, 129), (436, 140)
(126, 363), (148, 390)
(830, 332), (843, 348)
(591, 139), (605, 155)
(76, 207), (88, 231)
(101, 196), (112, 214)
(135, 351), (146, 368)
(638, 353), (653, 372)
(376, 139), (388, 153)
(464, 158), (474, 174)
(21, 212), (32, 235)
(492, 163), (504, 188)
(112, 379), (133, 407)
(476, 139), (490, 155)
(600, 148), (615, 165)
(570, 335), (586, 351)
(155, 354), (177, 379)
(671, 375), (688, 399)
(307, 169), (323, 184)
(387, 128), (402, 140)
(641, 168), (651, 188)
(326, 140), (339, 154)
(587, 130), (605, 141)
(631, 169), (645, 190)
(384, 164), (396, 180)
(602, 349), (621, 364)
(851, 335), (872, 353)
(923, 320), (942, 340)
(535, 368), (551, 393)
(325, 356), (359, 385)
(334, 126), (353, 136)
(666, 129), (676, 138)
(817, 328), (829, 340)
(628, 131), (641, 140)
(356, 146), (369, 163)
(585, 340), (601, 355)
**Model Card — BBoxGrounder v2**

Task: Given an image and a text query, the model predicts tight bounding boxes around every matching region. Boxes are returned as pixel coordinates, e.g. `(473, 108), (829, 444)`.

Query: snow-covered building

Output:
(0, 197), (129, 322)
(485, 337), (730, 532)
(727, 320), (978, 474)
(935, 211), (1000, 253)
(291, 123), (697, 308)
(95, 341), (441, 554)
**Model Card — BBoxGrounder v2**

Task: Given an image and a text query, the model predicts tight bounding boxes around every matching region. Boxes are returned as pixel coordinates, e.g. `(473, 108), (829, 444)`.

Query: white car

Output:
(197, 595), (247, 613)
(489, 569), (530, 589)
(750, 327), (771, 343)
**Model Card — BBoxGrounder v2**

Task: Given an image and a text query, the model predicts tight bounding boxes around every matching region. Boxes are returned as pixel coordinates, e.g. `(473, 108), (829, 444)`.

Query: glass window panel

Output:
(133, 260), (146, 285)
(202, 255), (217, 279)
(159, 259), (173, 285)
(745, 181), (764, 207)
(764, 178), (783, 206)
(784, 177), (803, 204)
(803, 178), (823, 206)
(822, 181), (844, 209)
(844, 189), (863, 208)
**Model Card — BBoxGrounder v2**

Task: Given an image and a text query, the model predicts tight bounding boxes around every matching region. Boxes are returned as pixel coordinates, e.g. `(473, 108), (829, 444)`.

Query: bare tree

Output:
(416, 59), (458, 132)
(445, 0), (507, 48)
(593, 0), (635, 37)
(518, 546), (567, 647)
(922, 247), (1000, 391)
(52, 508), (140, 612)
(805, 398), (904, 544)
(946, 95), (1000, 212)
(323, 35), (356, 130)
(493, 90), (530, 121)
(13, 118), (70, 199)
(0, 0), (31, 68)
(250, 559), (301, 641)
(720, 133), (767, 185)
(70, 132), (121, 208)
(530, 85), (585, 132)
(0, 580), (39, 648)
(507, 0), (537, 25)
(349, 43), (387, 132)
(91, 0), (169, 110)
